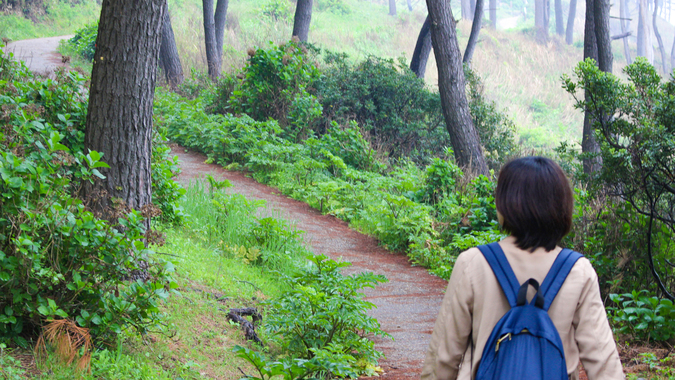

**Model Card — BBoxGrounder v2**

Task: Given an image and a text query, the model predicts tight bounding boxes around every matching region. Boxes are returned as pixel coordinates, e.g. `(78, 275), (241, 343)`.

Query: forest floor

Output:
(7, 36), (672, 380)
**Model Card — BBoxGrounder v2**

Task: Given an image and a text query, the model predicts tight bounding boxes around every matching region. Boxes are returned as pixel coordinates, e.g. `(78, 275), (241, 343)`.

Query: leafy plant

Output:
(68, 22), (97, 61)
(608, 290), (675, 343)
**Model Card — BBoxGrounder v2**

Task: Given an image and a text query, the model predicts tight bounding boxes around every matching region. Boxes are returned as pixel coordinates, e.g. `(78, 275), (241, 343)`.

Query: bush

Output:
(608, 291), (675, 343)
(237, 254), (389, 378)
(68, 22), (97, 61)
(0, 48), (180, 346)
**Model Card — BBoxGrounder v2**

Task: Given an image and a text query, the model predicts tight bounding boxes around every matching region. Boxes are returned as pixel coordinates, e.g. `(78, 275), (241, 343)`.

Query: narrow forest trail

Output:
(5, 36), (72, 76)
(173, 147), (447, 379)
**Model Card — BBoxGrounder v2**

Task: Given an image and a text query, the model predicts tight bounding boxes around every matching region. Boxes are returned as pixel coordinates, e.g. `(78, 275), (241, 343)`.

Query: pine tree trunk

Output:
(159, 11), (184, 88)
(425, 0), (488, 174)
(535, 0), (548, 42)
(555, 0), (564, 35)
(565, 0), (577, 44)
(406, 0), (413, 11)
(671, 30), (675, 70)
(582, 0), (602, 175)
(464, 0), (485, 64)
(389, 0), (397, 15)
(490, 0), (497, 28)
(620, 0), (632, 63)
(595, 0), (613, 73)
(293, 0), (313, 41)
(203, 0), (221, 79)
(83, 0), (165, 227)
(215, 0), (228, 59)
(410, 15), (432, 78)
(653, 0), (669, 73)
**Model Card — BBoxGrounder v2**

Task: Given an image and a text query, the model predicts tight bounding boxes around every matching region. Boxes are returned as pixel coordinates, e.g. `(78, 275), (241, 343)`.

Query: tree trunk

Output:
(620, 0), (632, 63)
(582, 0), (602, 175)
(425, 0), (488, 174)
(203, 0), (221, 79)
(214, 0), (228, 59)
(462, 0), (473, 19)
(410, 15), (432, 78)
(637, 0), (653, 62)
(406, 0), (413, 11)
(389, 0), (397, 16)
(535, 0), (548, 42)
(292, 0), (313, 41)
(565, 0), (577, 44)
(653, 0), (669, 73)
(464, 0), (485, 64)
(83, 0), (165, 227)
(595, 0), (613, 73)
(490, 0), (497, 28)
(159, 11), (184, 88)
(471, 0), (477, 16)
(555, 0), (564, 35)
(671, 30), (675, 70)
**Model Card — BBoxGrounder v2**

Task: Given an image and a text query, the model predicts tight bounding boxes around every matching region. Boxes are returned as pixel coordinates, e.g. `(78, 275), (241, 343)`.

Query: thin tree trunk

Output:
(565, 0), (577, 44)
(292, 0), (313, 41)
(555, 0), (564, 35)
(203, 0), (220, 79)
(159, 11), (184, 88)
(84, 0), (165, 227)
(620, 0), (632, 63)
(490, 0), (497, 28)
(214, 0), (228, 59)
(464, 0), (485, 64)
(425, 0), (488, 174)
(410, 15), (432, 78)
(389, 0), (397, 15)
(406, 0), (413, 11)
(535, 0), (548, 42)
(595, 0), (613, 73)
(637, 0), (653, 62)
(653, 0), (669, 73)
(582, 0), (602, 175)
(671, 31), (675, 70)
(471, 0), (477, 16)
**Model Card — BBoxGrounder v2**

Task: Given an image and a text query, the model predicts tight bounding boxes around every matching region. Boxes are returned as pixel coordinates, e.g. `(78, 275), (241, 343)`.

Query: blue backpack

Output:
(475, 242), (583, 380)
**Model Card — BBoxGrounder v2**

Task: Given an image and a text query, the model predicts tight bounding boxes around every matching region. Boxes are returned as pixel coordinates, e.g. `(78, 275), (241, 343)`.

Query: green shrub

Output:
(68, 22), (98, 61)
(259, 0), (293, 21)
(608, 291), (675, 343)
(237, 254), (389, 378)
(0, 47), (180, 346)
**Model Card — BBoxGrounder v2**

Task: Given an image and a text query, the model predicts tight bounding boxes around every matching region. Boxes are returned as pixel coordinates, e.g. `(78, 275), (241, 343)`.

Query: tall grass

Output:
(0, 0), (100, 40)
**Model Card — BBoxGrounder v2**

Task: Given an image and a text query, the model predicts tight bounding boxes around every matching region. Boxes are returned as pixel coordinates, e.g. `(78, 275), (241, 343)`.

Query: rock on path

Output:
(174, 147), (447, 379)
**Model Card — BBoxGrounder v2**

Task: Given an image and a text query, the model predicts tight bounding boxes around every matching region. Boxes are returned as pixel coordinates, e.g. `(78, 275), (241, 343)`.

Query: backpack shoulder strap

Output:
(478, 242), (521, 307)
(540, 248), (584, 310)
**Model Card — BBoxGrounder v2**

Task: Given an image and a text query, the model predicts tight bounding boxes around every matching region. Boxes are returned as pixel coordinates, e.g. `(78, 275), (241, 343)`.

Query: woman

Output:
(421, 157), (623, 380)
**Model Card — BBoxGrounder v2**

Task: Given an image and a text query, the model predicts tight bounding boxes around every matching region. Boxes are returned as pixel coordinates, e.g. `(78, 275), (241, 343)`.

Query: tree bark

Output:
(637, 0), (653, 62)
(464, 0), (485, 64)
(620, 0), (632, 63)
(565, 0), (577, 44)
(582, 0), (602, 175)
(410, 15), (432, 78)
(595, 0), (613, 73)
(203, 0), (220, 79)
(406, 0), (413, 11)
(83, 0), (165, 226)
(490, 0), (497, 28)
(159, 11), (184, 88)
(425, 0), (488, 174)
(671, 30), (675, 71)
(292, 0), (313, 41)
(462, 0), (473, 19)
(535, 0), (548, 42)
(555, 0), (564, 35)
(214, 0), (228, 59)
(653, 0), (669, 73)
(389, 0), (397, 15)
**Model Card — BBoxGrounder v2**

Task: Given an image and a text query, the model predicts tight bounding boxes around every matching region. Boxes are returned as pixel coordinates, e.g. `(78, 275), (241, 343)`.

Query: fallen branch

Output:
(611, 31), (632, 40)
(224, 307), (262, 344)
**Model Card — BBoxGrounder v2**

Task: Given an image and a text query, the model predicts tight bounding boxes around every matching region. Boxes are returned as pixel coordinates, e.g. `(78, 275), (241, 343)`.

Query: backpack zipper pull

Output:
(495, 333), (512, 352)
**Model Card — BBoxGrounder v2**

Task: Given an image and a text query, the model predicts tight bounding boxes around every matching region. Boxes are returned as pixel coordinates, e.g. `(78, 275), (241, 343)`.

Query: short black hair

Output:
(495, 156), (574, 251)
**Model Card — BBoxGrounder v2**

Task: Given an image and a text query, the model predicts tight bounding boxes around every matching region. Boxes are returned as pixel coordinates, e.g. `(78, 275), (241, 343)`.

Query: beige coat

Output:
(421, 236), (624, 380)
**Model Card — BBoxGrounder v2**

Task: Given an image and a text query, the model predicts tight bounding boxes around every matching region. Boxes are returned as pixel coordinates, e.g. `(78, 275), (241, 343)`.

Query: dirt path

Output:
(174, 147), (446, 379)
(4, 35), (72, 76)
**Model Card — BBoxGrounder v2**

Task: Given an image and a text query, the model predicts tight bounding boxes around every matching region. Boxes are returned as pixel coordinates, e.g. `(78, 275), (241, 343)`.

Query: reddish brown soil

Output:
(173, 147), (448, 379)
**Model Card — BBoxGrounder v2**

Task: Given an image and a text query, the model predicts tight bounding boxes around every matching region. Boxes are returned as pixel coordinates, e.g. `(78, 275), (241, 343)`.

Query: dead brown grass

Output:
(35, 319), (93, 372)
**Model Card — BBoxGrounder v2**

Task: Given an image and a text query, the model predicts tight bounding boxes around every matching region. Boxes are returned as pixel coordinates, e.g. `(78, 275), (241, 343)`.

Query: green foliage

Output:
(608, 291), (675, 343)
(0, 47), (181, 345)
(226, 40), (322, 141)
(316, 52), (447, 162)
(563, 57), (675, 299)
(316, 0), (351, 15)
(68, 22), (97, 61)
(236, 255), (389, 379)
(0, 344), (24, 380)
(259, 0), (293, 21)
